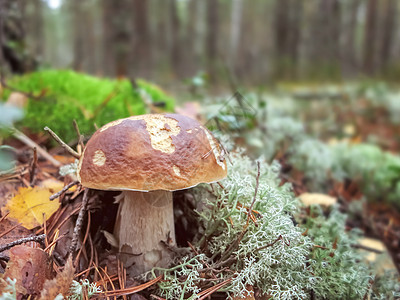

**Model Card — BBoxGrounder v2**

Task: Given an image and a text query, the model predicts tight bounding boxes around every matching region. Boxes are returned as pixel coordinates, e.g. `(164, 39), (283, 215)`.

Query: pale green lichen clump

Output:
(152, 150), (392, 299)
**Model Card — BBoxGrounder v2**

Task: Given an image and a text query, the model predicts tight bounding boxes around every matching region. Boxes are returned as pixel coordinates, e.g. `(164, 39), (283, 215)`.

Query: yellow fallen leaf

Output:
(299, 193), (337, 207)
(1, 181), (63, 229)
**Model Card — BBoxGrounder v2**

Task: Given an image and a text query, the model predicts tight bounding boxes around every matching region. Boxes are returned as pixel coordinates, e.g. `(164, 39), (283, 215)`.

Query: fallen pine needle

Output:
(103, 275), (162, 297)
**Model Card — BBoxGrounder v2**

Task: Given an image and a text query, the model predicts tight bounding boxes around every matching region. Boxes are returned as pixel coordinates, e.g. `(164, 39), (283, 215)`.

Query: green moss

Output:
(1, 70), (175, 141)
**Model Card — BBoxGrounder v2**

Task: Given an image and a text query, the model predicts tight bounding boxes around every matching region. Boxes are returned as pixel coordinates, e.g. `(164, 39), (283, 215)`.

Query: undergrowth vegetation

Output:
(152, 150), (395, 299)
(203, 87), (400, 208)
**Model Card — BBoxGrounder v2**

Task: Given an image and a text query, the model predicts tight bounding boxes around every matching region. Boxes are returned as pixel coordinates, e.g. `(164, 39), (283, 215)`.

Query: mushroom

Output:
(77, 114), (227, 275)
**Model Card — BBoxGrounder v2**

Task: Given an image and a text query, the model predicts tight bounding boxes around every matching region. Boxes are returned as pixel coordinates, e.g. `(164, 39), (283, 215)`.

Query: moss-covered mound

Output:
(1, 70), (175, 141)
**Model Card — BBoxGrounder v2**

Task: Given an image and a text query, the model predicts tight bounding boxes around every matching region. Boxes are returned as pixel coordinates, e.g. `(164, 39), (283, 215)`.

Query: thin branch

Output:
(73, 120), (85, 154)
(50, 180), (79, 201)
(29, 147), (38, 186)
(351, 243), (384, 254)
(44, 126), (80, 159)
(11, 127), (62, 167)
(0, 234), (46, 253)
(69, 188), (89, 255)
(253, 235), (283, 253)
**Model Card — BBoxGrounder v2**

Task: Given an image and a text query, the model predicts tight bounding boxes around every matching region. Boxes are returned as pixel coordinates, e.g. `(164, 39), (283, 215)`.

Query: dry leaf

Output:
(299, 193), (337, 207)
(3, 245), (53, 297)
(39, 256), (75, 299)
(1, 180), (63, 229)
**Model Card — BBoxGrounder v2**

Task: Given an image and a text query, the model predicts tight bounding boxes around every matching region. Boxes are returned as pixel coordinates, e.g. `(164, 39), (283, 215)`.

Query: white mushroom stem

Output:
(113, 190), (175, 275)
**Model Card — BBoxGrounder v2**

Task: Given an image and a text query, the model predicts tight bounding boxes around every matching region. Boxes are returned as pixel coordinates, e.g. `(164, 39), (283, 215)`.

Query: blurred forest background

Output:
(2, 0), (400, 86)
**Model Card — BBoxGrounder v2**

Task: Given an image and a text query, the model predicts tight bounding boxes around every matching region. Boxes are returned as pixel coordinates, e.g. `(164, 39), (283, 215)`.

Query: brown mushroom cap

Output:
(77, 114), (227, 191)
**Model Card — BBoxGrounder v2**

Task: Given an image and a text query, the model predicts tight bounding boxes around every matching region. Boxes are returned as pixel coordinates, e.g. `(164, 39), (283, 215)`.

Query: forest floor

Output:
(1, 84), (400, 298)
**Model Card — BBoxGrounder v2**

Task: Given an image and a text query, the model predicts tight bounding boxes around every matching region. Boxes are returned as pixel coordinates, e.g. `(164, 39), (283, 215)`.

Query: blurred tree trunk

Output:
(85, 7), (96, 74)
(153, 0), (169, 72)
(185, 0), (198, 75)
(206, 0), (219, 82)
(307, 0), (340, 79)
(273, 0), (290, 79)
(102, 0), (114, 76)
(363, 0), (378, 75)
(273, 0), (303, 80)
(229, 0), (242, 75)
(72, 0), (84, 70)
(288, 0), (302, 77)
(169, 0), (181, 77)
(341, 0), (360, 77)
(379, 0), (396, 72)
(31, 0), (44, 58)
(132, 0), (151, 78)
(0, 0), (34, 74)
(111, 0), (131, 76)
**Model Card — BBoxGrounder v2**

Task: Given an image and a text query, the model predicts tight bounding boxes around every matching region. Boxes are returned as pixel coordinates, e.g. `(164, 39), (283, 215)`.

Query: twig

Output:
(11, 127), (62, 167)
(69, 188), (89, 255)
(29, 147), (38, 186)
(44, 126), (80, 159)
(351, 243), (383, 254)
(246, 161), (261, 226)
(0, 234), (46, 253)
(73, 120), (85, 155)
(253, 235), (283, 253)
(50, 180), (79, 200)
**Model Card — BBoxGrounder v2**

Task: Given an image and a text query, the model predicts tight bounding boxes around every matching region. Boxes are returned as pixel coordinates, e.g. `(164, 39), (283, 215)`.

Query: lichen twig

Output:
(44, 126), (80, 159)
(0, 234), (46, 253)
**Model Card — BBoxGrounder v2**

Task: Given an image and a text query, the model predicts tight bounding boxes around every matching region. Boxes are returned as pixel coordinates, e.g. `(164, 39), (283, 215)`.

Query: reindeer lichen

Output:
(152, 151), (381, 299)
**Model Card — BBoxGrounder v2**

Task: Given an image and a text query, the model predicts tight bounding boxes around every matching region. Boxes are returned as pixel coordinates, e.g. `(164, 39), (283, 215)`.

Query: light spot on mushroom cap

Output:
(100, 119), (124, 132)
(173, 165), (181, 176)
(186, 129), (192, 133)
(201, 126), (226, 170)
(133, 115), (180, 154)
(93, 150), (106, 166)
